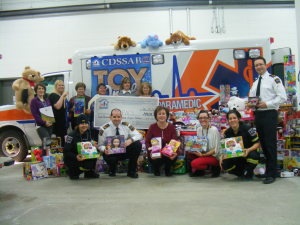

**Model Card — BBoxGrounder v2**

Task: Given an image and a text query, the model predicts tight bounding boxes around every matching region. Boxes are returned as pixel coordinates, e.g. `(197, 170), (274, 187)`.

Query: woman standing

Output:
(138, 82), (152, 97)
(145, 106), (178, 176)
(220, 109), (260, 180)
(188, 110), (221, 177)
(30, 83), (53, 144)
(48, 80), (68, 146)
(118, 77), (137, 96)
(69, 82), (91, 130)
(88, 83), (108, 141)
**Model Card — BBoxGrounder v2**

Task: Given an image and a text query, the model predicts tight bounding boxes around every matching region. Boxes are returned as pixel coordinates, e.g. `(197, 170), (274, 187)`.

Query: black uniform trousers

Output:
(222, 151), (260, 177)
(255, 110), (278, 178)
(65, 158), (97, 177)
(103, 140), (142, 175)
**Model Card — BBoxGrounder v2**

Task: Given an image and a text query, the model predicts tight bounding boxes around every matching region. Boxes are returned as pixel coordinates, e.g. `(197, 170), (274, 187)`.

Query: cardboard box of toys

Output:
(77, 141), (100, 159)
(23, 161), (48, 181)
(220, 136), (244, 158)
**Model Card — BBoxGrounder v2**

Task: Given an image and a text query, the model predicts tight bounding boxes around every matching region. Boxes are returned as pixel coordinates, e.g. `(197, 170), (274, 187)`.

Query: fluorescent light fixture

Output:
(249, 49), (261, 58)
(233, 49), (246, 59)
(152, 54), (164, 65)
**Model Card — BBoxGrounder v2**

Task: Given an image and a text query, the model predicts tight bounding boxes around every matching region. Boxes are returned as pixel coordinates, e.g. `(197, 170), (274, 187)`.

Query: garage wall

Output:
(0, 7), (297, 78)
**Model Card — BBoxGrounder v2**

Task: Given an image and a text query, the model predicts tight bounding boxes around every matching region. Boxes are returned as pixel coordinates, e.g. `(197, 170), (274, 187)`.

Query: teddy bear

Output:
(12, 66), (44, 113)
(227, 96), (246, 112)
(114, 36), (136, 50)
(165, 30), (196, 45)
(140, 34), (163, 49)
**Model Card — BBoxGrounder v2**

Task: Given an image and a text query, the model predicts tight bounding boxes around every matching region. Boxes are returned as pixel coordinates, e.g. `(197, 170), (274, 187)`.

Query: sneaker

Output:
(84, 172), (100, 179)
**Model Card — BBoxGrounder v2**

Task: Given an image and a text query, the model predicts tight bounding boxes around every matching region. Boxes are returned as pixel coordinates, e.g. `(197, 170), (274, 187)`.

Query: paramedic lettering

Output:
(159, 97), (201, 110)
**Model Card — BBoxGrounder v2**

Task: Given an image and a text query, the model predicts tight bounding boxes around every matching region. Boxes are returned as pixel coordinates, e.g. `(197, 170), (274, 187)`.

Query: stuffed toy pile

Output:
(12, 66), (44, 113)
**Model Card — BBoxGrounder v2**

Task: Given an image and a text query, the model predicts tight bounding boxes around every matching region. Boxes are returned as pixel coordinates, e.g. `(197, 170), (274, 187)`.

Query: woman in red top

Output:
(146, 106), (178, 176)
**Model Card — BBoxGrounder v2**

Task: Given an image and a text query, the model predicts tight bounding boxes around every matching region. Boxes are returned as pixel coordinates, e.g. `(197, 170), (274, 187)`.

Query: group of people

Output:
(30, 56), (287, 184)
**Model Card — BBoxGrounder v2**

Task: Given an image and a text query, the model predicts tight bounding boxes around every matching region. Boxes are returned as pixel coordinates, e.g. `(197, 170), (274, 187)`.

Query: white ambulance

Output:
(0, 37), (287, 161)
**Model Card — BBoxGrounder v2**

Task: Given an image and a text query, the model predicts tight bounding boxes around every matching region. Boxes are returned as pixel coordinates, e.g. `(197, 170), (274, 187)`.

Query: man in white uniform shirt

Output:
(249, 56), (287, 184)
(98, 108), (142, 178)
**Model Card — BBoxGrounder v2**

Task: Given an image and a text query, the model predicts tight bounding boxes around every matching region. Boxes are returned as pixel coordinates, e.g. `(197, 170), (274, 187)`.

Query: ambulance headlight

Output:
(233, 50), (246, 59)
(152, 54), (164, 65)
(248, 49), (261, 58)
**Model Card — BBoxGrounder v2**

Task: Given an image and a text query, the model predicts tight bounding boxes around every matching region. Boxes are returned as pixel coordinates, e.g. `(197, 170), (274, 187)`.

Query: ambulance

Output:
(0, 37), (288, 161)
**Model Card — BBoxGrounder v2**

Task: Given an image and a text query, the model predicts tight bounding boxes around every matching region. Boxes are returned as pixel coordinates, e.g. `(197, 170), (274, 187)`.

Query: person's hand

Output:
(85, 109), (91, 114)
(45, 121), (52, 127)
(77, 154), (85, 161)
(62, 92), (68, 98)
(169, 152), (177, 160)
(92, 141), (98, 147)
(256, 101), (267, 109)
(243, 148), (250, 157)
(219, 156), (224, 171)
(125, 139), (133, 147)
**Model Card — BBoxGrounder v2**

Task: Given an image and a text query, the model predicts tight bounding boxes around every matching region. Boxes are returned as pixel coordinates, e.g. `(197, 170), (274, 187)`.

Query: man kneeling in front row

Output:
(98, 108), (142, 178)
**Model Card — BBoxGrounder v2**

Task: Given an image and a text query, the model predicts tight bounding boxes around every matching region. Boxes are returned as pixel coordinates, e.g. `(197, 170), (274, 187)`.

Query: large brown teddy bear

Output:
(12, 66), (44, 113)
(114, 36), (136, 50)
(165, 30), (196, 45)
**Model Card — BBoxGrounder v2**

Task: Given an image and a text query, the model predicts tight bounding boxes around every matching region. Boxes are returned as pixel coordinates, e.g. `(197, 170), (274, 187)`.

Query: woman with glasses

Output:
(187, 110), (221, 177)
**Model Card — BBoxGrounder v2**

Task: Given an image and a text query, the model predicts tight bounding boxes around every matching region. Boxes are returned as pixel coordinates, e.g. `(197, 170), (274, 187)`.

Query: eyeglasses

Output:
(198, 117), (209, 120)
(254, 63), (265, 67)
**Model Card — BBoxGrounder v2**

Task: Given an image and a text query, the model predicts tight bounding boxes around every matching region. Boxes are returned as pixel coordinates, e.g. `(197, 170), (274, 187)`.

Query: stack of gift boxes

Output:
(23, 137), (67, 181)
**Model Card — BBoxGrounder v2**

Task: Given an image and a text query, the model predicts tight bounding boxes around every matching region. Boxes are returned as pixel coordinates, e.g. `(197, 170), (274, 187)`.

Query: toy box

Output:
(161, 139), (180, 157)
(77, 141), (100, 159)
(149, 137), (162, 158)
(23, 161), (48, 181)
(221, 136), (244, 158)
(183, 135), (208, 153)
(105, 135), (126, 154)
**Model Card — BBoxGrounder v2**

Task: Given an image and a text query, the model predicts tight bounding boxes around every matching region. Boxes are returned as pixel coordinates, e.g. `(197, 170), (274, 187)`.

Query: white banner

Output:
(94, 96), (159, 129)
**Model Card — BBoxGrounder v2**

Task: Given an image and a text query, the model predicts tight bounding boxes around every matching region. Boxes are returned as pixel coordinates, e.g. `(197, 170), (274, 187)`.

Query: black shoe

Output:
(165, 172), (173, 177)
(127, 172), (139, 178)
(255, 174), (266, 179)
(189, 170), (205, 177)
(154, 171), (161, 176)
(109, 172), (116, 177)
(211, 166), (221, 178)
(69, 175), (79, 180)
(84, 172), (99, 179)
(263, 177), (276, 184)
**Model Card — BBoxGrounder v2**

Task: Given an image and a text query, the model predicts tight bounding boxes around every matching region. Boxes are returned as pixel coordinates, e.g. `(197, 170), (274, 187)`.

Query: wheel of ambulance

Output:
(0, 130), (28, 162)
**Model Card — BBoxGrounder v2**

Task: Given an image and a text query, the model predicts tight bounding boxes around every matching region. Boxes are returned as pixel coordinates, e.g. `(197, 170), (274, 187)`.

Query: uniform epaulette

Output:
(99, 123), (110, 136)
(269, 74), (281, 84)
(102, 123), (110, 129)
(122, 122), (135, 131)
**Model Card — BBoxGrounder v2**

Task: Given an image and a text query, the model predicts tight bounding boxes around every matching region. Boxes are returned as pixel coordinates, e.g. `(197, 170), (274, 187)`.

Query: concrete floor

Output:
(0, 163), (300, 225)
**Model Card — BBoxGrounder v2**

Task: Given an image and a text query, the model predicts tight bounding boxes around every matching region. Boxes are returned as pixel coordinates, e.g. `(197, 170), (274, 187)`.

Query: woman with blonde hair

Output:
(49, 80), (69, 146)
(139, 82), (152, 97)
